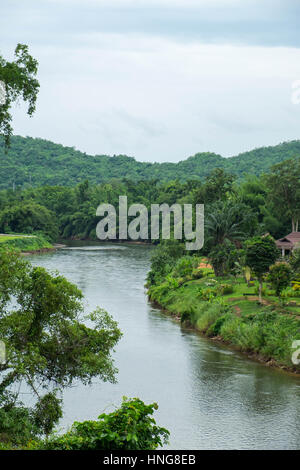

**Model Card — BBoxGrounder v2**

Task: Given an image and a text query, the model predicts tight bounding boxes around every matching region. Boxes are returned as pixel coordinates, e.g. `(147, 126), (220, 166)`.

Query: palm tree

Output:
(205, 201), (254, 277)
(205, 200), (250, 247)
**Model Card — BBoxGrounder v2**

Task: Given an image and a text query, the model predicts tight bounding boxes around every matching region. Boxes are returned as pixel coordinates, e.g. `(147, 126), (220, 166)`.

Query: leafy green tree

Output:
(290, 249), (300, 274)
(0, 202), (59, 240)
(0, 45), (39, 147)
(0, 249), (122, 444)
(0, 404), (36, 446)
(245, 235), (278, 302)
(202, 168), (236, 203)
(237, 175), (267, 223)
(268, 263), (292, 298)
(147, 240), (185, 286)
(32, 393), (63, 438)
(38, 398), (170, 450)
(209, 242), (242, 277)
(264, 158), (300, 232)
(205, 200), (251, 247)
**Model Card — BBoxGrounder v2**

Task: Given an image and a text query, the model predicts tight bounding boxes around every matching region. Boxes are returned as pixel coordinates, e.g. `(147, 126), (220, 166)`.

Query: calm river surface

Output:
(28, 242), (300, 450)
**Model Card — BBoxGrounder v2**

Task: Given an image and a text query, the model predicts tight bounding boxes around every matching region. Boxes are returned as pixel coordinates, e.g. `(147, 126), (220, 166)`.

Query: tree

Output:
(268, 263), (292, 298)
(0, 44), (40, 148)
(245, 235), (278, 302)
(264, 158), (300, 232)
(0, 249), (122, 444)
(0, 202), (59, 240)
(193, 168), (235, 204)
(147, 240), (185, 286)
(209, 242), (242, 277)
(290, 249), (300, 274)
(38, 398), (170, 450)
(205, 200), (252, 247)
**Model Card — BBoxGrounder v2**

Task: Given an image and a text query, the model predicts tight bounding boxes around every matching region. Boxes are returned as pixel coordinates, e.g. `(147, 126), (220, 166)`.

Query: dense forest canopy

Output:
(1, 136), (300, 189)
(0, 158), (299, 243)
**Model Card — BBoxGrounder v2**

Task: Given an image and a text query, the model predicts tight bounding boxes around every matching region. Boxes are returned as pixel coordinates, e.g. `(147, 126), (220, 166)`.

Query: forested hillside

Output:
(1, 135), (300, 189)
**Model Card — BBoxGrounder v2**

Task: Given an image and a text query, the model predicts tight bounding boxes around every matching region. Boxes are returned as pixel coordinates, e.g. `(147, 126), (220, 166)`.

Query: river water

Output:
(28, 242), (300, 450)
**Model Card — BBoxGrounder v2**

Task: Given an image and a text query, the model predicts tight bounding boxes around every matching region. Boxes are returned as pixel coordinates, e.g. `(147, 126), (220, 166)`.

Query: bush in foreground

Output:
(35, 398), (170, 450)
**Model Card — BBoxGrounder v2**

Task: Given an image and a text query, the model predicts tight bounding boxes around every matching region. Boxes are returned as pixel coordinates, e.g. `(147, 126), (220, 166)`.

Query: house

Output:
(275, 232), (300, 256)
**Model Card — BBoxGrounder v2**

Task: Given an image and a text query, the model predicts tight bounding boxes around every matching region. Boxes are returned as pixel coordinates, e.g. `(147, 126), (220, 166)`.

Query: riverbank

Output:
(22, 244), (300, 449)
(0, 234), (54, 253)
(147, 270), (300, 375)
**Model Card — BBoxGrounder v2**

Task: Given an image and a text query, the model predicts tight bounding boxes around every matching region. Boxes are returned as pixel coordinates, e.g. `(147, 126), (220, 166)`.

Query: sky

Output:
(1, 0), (300, 162)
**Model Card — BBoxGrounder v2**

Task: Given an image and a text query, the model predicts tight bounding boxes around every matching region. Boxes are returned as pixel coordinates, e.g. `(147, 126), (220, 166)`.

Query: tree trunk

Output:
(292, 218), (299, 232)
(258, 278), (263, 304)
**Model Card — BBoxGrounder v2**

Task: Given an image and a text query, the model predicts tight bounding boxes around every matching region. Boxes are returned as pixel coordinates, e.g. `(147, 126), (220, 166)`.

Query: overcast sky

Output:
(1, 0), (300, 162)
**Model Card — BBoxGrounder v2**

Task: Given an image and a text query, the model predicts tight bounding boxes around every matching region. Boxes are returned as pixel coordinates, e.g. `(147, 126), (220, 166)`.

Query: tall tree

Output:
(245, 235), (278, 303)
(0, 249), (122, 443)
(0, 44), (39, 147)
(194, 168), (235, 204)
(205, 200), (252, 247)
(264, 158), (300, 233)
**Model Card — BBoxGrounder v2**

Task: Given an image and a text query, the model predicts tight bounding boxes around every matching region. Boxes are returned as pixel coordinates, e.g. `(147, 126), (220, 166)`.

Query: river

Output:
(28, 242), (300, 450)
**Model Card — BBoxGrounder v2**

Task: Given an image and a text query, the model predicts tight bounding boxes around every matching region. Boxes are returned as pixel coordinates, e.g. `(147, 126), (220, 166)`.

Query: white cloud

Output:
(1, 1), (300, 161)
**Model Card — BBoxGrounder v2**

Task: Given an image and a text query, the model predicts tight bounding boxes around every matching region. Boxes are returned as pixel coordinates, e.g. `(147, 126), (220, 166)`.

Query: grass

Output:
(0, 234), (53, 252)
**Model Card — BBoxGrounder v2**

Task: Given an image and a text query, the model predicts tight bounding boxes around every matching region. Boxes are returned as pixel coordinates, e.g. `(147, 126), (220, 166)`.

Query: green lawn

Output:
(0, 234), (52, 251)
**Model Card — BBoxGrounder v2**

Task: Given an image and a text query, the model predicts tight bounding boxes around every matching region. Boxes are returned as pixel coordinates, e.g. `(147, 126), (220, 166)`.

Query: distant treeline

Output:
(1, 135), (300, 189)
(0, 157), (299, 243)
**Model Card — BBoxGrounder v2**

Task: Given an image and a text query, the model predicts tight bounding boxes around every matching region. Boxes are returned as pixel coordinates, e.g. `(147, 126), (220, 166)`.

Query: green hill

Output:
(1, 135), (300, 189)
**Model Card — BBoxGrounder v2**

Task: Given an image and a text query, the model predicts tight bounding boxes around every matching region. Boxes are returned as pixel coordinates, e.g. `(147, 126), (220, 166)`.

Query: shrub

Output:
(38, 398), (170, 450)
(191, 303), (230, 334)
(197, 287), (217, 301)
(217, 283), (234, 295)
(268, 263), (292, 297)
(191, 268), (203, 280)
(172, 256), (200, 279)
(207, 313), (234, 336)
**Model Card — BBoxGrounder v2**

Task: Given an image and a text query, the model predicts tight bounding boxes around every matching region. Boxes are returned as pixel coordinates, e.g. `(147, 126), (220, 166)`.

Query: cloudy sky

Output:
(1, 0), (300, 162)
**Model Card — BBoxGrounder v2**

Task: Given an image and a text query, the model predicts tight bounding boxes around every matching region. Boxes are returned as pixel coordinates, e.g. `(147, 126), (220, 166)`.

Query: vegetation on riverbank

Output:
(0, 249), (125, 448)
(0, 233), (53, 252)
(0, 157), (299, 245)
(147, 243), (300, 373)
(0, 398), (169, 451)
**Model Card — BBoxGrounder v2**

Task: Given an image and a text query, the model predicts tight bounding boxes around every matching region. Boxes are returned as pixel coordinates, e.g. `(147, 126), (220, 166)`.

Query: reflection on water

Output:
(28, 242), (300, 450)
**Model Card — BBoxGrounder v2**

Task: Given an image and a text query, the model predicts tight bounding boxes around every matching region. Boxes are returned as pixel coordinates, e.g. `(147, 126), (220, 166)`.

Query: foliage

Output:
(268, 263), (292, 297)
(0, 234), (52, 252)
(217, 283), (234, 295)
(245, 235), (278, 301)
(0, 249), (122, 443)
(171, 256), (200, 279)
(0, 404), (37, 446)
(193, 168), (235, 203)
(0, 156), (298, 247)
(32, 393), (63, 437)
(245, 236), (278, 275)
(37, 398), (169, 450)
(264, 158), (300, 232)
(1, 136), (300, 189)
(209, 242), (242, 277)
(290, 249), (300, 274)
(220, 309), (300, 364)
(205, 200), (256, 247)
(0, 45), (39, 148)
(148, 254), (300, 371)
(0, 202), (58, 240)
(147, 240), (185, 286)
